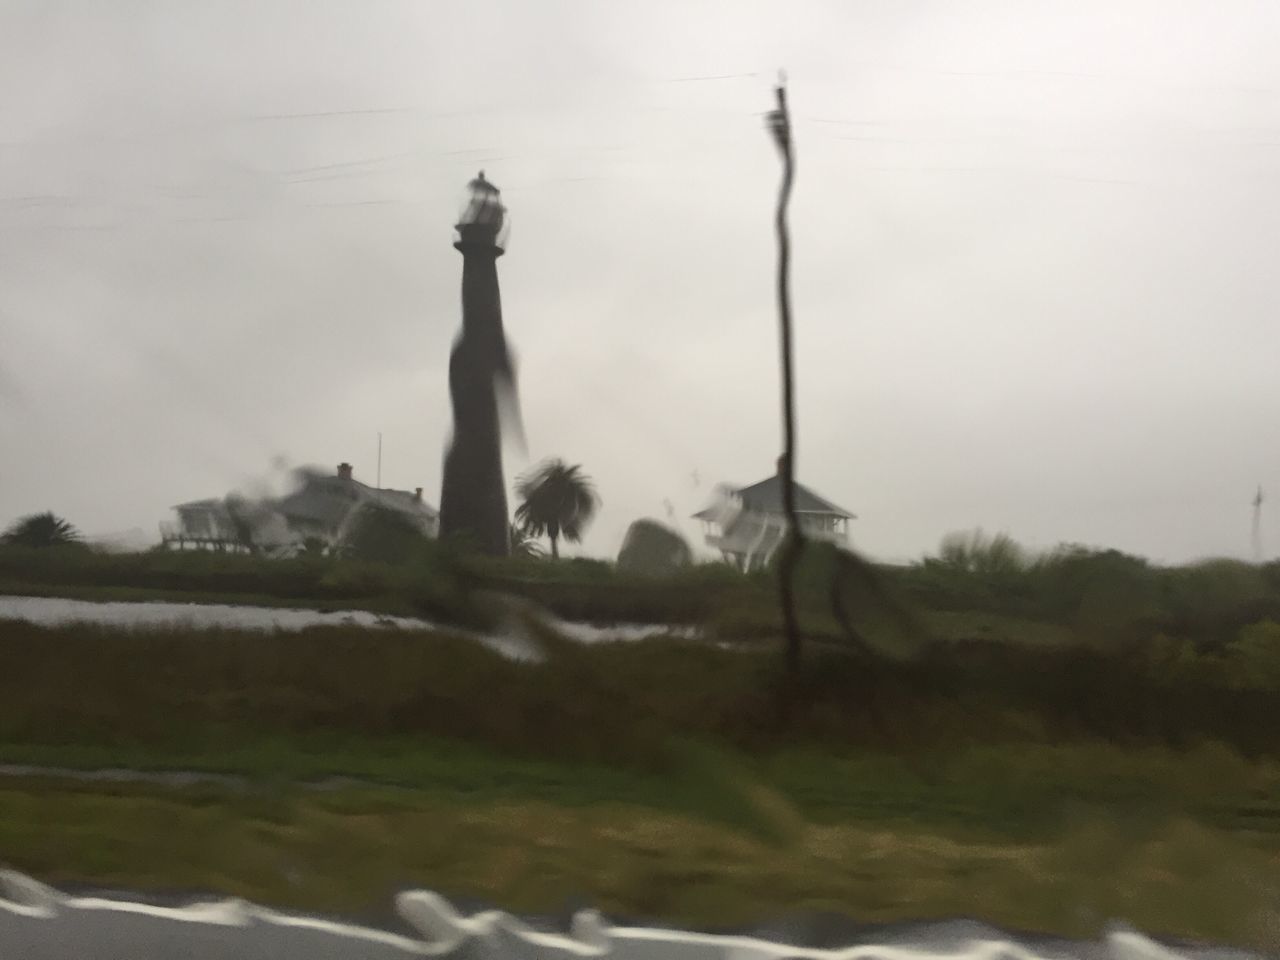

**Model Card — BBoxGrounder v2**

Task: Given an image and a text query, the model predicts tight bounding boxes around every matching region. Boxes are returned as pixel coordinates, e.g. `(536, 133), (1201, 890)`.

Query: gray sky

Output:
(2, 0), (1279, 563)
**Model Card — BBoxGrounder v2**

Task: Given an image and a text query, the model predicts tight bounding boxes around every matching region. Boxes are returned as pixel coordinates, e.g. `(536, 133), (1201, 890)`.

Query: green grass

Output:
(5, 736), (1279, 842)
(1, 776), (1277, 949)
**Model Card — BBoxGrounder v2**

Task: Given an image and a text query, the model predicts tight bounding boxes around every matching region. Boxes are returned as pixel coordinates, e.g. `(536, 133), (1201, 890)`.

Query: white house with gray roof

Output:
(693, 460), (854, 571)
(162, 462), (438, 554)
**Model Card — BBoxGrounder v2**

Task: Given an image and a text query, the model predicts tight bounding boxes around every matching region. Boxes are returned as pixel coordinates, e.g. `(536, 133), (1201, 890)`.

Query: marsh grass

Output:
(4, 619), (1280, 761)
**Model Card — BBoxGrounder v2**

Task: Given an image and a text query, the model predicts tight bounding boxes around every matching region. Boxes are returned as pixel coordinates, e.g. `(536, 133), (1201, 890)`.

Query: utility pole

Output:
(377, 432), (383, 490)
(766, 76), (804, 676)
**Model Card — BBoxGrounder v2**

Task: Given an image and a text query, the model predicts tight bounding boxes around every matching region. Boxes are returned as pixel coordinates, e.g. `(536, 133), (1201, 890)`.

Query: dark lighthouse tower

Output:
(438, 172), (520, 555)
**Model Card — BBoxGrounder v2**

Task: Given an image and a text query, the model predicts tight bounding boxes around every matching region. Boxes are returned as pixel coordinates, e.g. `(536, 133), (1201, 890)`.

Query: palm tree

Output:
(514, 459), (598, 559)
(2, 512), (82, 548)
(509, 524), (545, 560)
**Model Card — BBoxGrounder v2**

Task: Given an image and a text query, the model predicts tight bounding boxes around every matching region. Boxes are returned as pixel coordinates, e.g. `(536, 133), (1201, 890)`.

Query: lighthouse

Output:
(438, 172), (520, 556)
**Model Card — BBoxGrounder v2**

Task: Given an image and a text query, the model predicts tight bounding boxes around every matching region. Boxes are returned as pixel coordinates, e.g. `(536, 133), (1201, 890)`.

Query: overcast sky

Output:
(2, 0), (1279, 563)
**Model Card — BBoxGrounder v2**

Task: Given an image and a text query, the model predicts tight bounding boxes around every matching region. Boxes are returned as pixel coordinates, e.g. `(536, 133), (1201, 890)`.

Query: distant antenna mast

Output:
(1253, 484), (1264, 562)
(377, 432), (383, 490)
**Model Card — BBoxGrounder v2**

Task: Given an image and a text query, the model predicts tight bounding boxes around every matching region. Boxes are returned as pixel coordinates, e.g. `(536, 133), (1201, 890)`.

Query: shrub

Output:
(1225, 620), (1280, 690)
(936, 529), (1029, 578)
(1031, 546), (1159, 645)
(336, 504), (433, 566)
(617, 519), (692, 576)
(2, 512), (82, 548)
(1160, 559), (1275, 645)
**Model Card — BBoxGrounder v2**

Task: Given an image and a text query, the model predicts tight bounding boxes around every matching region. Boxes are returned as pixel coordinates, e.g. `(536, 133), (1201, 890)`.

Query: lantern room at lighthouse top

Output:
(454, 171), (509, 254)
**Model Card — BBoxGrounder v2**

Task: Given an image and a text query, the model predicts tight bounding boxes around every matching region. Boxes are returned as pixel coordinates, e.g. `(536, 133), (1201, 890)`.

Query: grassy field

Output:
(6, 542), (1280, 946)
(2, 617), (1279, 948)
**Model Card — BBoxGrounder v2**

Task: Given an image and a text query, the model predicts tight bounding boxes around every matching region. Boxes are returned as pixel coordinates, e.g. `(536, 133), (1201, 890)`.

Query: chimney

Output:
(413, 487), (423, 501)
(337, 462), (353, 481)
(776, 455), (788, 476)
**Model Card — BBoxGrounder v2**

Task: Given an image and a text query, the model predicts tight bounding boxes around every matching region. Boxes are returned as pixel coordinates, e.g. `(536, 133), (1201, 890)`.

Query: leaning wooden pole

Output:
(767, 80), (805, 676)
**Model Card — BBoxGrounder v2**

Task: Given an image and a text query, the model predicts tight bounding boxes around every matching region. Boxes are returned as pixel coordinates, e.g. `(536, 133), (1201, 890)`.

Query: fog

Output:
(2, 0), (1279, 563)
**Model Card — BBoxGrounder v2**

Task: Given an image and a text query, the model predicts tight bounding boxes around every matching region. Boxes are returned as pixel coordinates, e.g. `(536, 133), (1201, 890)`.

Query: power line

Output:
(664, 72), (759, 83)
(242, 107), (416, 122)
(276, 152), (418, 178)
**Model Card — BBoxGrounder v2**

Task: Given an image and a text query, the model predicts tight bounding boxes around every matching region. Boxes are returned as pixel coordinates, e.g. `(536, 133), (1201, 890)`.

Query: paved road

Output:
(0, 871), (1266, 960)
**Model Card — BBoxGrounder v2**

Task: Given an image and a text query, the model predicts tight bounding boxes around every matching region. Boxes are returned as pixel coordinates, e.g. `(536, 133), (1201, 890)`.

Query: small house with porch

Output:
(693, 460), (854, 571)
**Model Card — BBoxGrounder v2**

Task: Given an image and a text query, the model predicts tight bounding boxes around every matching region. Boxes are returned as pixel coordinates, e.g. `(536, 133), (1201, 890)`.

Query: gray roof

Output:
(694, 474), (855, 520)
(278, 476), (437, 528)
(170, 498), (225, 512)
(276, 477), (359, 528)
(372, 487), (434, 512)
(173, 478), (437, 530)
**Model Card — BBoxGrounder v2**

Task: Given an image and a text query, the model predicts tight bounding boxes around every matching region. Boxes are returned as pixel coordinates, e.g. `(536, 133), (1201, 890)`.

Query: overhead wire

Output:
(2, 75), (1266, 235)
